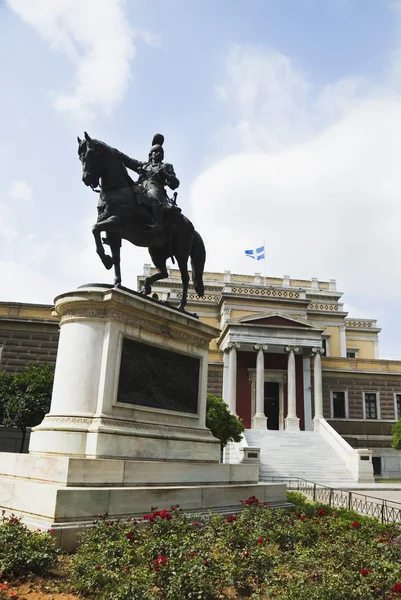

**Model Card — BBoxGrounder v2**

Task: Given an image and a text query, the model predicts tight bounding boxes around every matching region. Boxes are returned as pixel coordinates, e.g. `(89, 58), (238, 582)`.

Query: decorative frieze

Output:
(177, 293), (219, 302)
(231, 288), (300, 299)
(308, 303), (339, 311)
(345, 320), (374, 329)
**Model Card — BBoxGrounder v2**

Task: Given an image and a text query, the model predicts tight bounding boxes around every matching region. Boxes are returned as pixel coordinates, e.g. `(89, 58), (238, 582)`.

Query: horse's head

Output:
(77, 131), (103, 188)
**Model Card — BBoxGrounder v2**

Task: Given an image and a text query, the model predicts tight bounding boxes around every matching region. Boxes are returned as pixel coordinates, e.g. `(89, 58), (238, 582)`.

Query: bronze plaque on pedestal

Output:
(117, 337), (200, 414)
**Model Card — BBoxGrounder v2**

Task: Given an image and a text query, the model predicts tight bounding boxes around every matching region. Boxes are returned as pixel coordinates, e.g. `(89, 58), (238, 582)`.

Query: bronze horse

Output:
(77, 132), (205, 310)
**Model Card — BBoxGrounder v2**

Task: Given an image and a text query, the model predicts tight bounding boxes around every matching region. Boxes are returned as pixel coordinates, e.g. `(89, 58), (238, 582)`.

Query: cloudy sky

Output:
(1, 0), (401, 357)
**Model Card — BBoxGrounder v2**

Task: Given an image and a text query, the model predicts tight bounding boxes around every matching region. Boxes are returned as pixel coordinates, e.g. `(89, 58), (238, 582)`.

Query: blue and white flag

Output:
(245, 244), (265, 261)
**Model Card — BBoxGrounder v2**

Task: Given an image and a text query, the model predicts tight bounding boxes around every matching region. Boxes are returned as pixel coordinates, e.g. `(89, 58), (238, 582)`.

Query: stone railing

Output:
(313, 417), (374, 483)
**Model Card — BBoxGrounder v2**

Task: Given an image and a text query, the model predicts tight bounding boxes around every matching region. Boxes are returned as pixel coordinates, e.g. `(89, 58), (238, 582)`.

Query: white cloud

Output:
(8, 180), (32, 202)
(7, 0), (135, 120)
(215, 45), (367, 153)
(192, 96), (401, 298)
(190, 44), (401, 354)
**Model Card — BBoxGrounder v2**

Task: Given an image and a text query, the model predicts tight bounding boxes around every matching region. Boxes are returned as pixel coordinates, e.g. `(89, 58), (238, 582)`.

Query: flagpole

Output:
(263, 239), (266, 287)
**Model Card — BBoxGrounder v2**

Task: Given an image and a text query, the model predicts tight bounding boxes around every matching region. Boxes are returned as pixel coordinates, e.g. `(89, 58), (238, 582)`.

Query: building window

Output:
(322, 338), (329, 356)
(364, 392), (379, 420)
(331, 390), (348, 419)
(346, 351), (357, 358)
(395, 394), (401, 420)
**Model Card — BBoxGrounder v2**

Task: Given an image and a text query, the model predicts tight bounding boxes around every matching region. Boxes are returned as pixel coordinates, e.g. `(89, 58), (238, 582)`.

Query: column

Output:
(303, 356), (312, 431)
(312, 347), (324, 422)
(252, 344), (268, 429)
(285, 346), (300, 431)
(227, 343), (240, 414)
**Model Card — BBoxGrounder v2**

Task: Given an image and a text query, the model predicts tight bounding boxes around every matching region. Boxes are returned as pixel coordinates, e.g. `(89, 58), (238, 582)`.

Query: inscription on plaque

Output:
(117, 337), (200, 413)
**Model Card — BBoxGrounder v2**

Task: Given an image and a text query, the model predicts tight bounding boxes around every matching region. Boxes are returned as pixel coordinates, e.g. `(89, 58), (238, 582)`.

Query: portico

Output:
(218, 312), (325, 431)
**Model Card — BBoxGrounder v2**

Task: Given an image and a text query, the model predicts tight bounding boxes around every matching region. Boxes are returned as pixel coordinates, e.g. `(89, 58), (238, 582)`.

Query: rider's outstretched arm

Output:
(113, 148), (144, 174)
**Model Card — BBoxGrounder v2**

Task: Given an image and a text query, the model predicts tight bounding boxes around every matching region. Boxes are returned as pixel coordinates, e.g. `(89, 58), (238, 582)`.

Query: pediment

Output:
(235, 311), (320, 330)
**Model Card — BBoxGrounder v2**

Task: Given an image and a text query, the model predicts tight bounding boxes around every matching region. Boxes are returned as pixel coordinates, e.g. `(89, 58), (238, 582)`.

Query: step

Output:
(244, 430), (357, 484)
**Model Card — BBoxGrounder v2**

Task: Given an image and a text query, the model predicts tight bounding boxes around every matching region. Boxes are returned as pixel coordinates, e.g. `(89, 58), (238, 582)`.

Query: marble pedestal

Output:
(0, 286), (287, 549)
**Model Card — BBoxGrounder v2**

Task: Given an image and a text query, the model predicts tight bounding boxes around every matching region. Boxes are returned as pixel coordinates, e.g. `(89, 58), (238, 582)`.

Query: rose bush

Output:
(0, 512), (58, 578)
(69, 496), (401, 599)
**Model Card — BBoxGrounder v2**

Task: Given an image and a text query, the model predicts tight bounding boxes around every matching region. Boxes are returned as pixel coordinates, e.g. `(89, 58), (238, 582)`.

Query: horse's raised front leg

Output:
(92, 217), (121, 270)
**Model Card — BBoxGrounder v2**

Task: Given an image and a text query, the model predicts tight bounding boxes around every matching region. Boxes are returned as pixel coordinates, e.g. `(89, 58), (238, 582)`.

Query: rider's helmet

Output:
(149, 133), (164, 160)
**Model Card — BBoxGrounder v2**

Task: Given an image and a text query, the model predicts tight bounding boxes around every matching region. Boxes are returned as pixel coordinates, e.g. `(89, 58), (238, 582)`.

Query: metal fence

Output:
(263, 476), (401, 524)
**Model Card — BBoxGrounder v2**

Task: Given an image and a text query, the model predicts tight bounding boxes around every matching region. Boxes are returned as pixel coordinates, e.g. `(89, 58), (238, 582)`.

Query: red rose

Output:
(392, 582), (401, 593)
(126, 532), (135, 539)
(257, 537), (264, 544)
(226, 515), (237, 523)
(360, 569), (369, 576)
(95, 566), (101, 571)
(192, 522), (199, 527)
(48, 529), (55, 534)
(317, 509), (327, 516)
(352, 521), (361, 528)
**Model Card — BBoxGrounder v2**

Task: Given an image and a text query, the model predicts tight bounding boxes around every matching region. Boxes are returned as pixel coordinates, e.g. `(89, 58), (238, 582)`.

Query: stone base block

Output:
(285, 416), (300, 431)
(252, 413), (268, 430)
(0, 454), (287, 550)
(29, 419), (220, 462)
(0, 453), (259, 487)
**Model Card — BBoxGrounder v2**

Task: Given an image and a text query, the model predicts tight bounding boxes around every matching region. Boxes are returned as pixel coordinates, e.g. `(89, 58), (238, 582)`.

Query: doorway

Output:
(264, 381), (280, 430)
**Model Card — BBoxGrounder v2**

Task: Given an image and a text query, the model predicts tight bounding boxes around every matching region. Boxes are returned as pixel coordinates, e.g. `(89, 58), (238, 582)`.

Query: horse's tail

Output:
(190, 230), (205, 297)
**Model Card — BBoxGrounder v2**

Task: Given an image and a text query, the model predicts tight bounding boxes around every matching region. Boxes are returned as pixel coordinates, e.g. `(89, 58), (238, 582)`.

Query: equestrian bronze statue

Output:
(77, 132), (205, 310)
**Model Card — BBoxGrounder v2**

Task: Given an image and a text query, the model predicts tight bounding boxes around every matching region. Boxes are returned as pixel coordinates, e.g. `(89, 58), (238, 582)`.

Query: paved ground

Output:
(322, 482), (400, 503)
(345, 489), (401, 504)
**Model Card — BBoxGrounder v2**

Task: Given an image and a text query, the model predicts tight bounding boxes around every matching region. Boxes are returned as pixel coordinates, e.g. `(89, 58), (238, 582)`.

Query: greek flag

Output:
(245, 245), (265, 261)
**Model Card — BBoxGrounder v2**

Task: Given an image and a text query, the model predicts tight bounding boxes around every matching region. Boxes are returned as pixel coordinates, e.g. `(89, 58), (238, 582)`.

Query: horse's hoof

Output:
(141, 286), (151, 296)
(102, 255), (114, 270)
(114, 281), (121, 288)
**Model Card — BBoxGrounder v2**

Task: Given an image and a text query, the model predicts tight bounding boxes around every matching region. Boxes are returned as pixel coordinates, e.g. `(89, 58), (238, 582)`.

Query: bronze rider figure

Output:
(113, 133), (179, 234)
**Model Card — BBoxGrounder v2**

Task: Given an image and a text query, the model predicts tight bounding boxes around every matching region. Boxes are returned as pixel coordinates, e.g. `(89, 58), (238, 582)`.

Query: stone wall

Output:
(0, 321), (59, 373)
(207, 363), (223, 398)
(0, 426), (30, 453)
(322, 371), (401, 420)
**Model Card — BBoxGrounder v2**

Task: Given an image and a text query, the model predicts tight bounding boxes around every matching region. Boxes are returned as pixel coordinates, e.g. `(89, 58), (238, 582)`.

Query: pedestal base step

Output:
(0, 453), (259, 486)
(0, 478), (287, 551)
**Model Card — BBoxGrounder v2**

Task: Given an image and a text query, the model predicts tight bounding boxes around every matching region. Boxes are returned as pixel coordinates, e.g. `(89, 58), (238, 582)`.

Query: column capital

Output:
(227, 342), (241, 350)
(311, 347), (325, 355)
(285, 345), (299, 353)
(254, 344), (268, 352)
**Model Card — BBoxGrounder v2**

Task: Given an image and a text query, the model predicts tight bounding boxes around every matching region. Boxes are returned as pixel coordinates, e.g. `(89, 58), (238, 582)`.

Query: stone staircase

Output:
(244, 430), (357, 486)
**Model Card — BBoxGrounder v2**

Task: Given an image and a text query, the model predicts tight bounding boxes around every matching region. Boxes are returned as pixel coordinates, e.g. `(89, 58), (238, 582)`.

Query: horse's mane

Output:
(92, 138), (115, 157)
(91, 138), (134, 186)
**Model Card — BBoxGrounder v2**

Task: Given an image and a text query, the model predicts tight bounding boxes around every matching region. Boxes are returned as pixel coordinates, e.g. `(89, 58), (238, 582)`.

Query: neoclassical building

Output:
(137, 266), (401, 477)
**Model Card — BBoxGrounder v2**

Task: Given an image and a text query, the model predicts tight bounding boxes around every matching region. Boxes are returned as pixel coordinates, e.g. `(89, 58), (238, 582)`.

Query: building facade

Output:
(137, 266), (401, 477)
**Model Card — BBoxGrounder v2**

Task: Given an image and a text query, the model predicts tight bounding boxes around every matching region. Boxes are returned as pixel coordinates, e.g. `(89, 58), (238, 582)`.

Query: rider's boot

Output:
(147, 204), (163, 234)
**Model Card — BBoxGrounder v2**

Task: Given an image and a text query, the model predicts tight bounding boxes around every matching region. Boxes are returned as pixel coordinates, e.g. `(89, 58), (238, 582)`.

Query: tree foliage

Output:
(392, 418), (401, 449)
(206, 393), (244, 448)
(0, 363), (54, 452)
